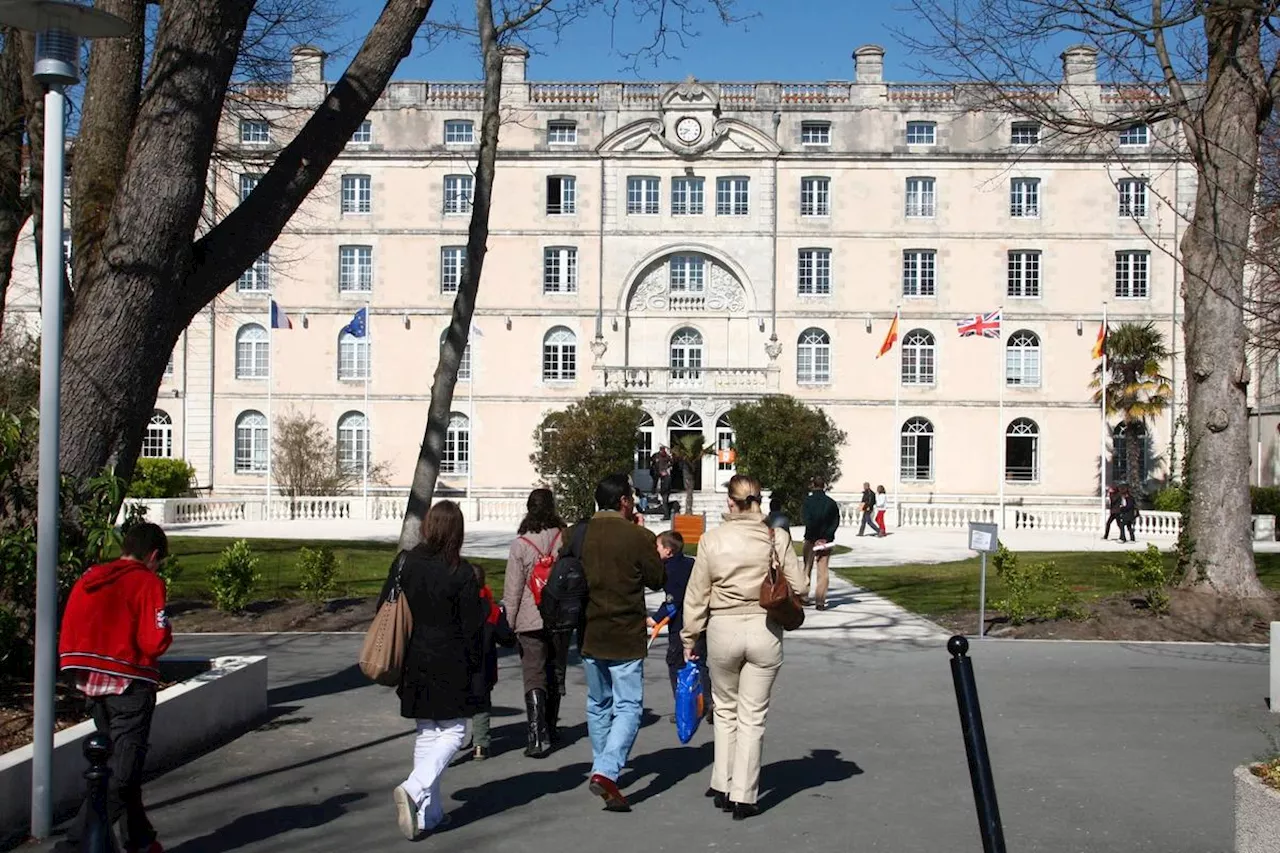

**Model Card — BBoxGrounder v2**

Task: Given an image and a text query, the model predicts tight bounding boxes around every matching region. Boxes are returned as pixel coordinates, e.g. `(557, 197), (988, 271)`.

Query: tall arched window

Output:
(542, 326), (577, 381)
(900, 417), (934, 481)
(1005, 418), (1040, 482)
(1005, 330), (1041, 387)
(716, 414), (736, 472)
(635, 412), (655, 471)
(142, 410), (173, 458)
(235, 324), (269, 379)
(1112, 422), (1149, 485)
(442, 412), (470, 473)
(901, 329), (936, 386)
(669, 327), (704, 383)
(338, 330), (370, 381)
(440, 329), (472, 381)
(234, 410), (268, 473)
(337, 411), (369, 473)
(797, 327), (831, 384)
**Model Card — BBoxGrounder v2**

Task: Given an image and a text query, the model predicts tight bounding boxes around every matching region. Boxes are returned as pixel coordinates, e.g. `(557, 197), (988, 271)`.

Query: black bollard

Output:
(81, 733), (119, 853)
(948, 635), (1007, 853)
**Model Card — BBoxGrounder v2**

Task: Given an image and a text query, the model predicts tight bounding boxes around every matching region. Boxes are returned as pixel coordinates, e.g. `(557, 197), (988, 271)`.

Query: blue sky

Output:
(331, 0), (931, 83)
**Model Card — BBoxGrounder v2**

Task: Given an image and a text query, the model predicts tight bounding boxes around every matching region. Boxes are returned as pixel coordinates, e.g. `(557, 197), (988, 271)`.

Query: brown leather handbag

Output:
(359, 553), (413, 686)
(759, 527), (805, 631)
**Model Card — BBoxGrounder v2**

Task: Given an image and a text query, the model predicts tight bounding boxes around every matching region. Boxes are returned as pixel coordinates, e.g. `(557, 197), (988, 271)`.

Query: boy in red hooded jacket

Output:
(56, 522), (172, 853)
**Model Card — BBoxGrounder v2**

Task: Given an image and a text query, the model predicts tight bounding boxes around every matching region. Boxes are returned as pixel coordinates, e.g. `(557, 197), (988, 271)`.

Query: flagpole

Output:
(363, 303), (370, 517)
(265, 294), (273, 519)
(1100, 301), (1109, 519)
(892, 307), (901, 521)
(997, 306), (1005, 528)
(467, 343), (475, 502)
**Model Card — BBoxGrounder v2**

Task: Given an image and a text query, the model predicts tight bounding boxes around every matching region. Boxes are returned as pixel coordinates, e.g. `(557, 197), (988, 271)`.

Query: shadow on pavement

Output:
(268, 664), (368, 705)
(448, 761), (593, 826)
(165, 792), (365, 853)
(619, 741), (714, 804)
(757, 749), (863, 813)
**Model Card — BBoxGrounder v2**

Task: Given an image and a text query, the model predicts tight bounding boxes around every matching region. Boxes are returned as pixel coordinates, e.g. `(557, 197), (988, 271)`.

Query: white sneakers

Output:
(393, 786), (418, 840)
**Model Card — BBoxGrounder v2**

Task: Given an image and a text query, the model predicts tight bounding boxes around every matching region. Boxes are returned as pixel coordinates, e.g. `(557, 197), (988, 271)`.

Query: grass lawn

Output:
(164, 537), (848, 603)
(833, 550), (1280, 619)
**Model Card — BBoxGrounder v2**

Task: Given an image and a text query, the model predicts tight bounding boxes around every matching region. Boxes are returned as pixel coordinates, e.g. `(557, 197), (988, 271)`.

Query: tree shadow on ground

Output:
(617, 740), (714, 804)
(164, 792), (365, 853)
(756, 748), (862, 813)
(446, 761), (593, 827)
(267, 664), (368, 705)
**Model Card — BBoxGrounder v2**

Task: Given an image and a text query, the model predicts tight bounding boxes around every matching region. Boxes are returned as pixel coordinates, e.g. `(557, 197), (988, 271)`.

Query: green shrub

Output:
(209, 540), (260, 612)
(992, 544), (1085, 625)
(127, 458), (195, 499)
(297, 546), (339, 603)
(1252, 486), (1280, 518)
(1111, 543), (1173, 614)
(1152, 485), (1187, 513)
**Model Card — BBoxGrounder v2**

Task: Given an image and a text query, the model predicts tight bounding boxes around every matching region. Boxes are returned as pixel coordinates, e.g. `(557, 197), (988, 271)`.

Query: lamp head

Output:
(0, 1), (131, 86)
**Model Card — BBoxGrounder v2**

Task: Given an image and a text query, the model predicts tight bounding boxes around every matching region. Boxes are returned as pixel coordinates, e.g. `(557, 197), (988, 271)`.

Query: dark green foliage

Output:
(726, 395), (846, 520)
(297, 546), (340, 603)
(1251, 486), (1280, 517)
(127, 458), (195, 498)
(991, 544), (1084, 625)
(1152, 484), (1187, 513)
(209, 540), (260, 613)
(530, 393), (645, 521)
(1111, 543), (1174, 614)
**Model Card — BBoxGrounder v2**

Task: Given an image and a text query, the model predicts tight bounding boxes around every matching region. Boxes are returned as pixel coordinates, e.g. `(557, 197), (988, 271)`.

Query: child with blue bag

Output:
(646, 530), (713, 726)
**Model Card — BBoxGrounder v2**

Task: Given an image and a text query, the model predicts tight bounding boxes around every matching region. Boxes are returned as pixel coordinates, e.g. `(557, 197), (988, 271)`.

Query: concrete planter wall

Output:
(1235, 764), (1280, 853)
(0, 655), (266, 845)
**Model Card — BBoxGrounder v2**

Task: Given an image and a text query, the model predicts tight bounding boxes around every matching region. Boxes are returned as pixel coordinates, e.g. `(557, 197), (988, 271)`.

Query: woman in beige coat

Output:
(682, 474), (808, 820)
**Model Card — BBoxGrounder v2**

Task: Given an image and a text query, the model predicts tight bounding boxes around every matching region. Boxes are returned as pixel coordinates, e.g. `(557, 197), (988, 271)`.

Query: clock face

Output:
(675, 117), (702, 144)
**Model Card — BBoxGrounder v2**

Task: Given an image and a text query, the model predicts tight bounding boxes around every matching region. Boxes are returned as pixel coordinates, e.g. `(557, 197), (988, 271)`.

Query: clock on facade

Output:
(675, 116), (702, 144)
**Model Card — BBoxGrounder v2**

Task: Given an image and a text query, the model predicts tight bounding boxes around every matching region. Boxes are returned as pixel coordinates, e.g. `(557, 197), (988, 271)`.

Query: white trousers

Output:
(403, 718), (466, 830)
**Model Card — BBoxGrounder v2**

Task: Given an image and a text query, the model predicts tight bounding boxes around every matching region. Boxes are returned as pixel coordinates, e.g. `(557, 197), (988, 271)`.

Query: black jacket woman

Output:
(384, 500), (485, 841)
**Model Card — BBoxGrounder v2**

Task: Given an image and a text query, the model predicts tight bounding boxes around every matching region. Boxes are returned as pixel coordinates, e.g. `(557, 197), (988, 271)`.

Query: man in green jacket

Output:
(580, 473), (666, 812)
(801, 477), (841, 611)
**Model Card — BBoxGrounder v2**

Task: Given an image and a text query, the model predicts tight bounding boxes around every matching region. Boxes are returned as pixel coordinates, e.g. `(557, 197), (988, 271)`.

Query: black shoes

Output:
(707, 788), (731, 811)
(731, 801), (759, 821)
(524, 689), (552, 758)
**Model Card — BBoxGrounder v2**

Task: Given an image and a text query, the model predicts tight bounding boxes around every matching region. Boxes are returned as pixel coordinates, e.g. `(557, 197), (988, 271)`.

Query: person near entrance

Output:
(650, 445), (674, 519)
(857, 482), (882, 537)
(801, 478), (841, 611)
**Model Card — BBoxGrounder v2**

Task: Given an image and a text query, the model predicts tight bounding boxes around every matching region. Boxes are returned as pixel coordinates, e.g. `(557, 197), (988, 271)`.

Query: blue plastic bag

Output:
(675, 661), (704, 744)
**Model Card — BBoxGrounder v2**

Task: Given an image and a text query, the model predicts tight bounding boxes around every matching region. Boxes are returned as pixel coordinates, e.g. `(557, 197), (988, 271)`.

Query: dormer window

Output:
(1119, 124), (1149, 147)
(800, 121), (831, 145)
(444, 119), (475, 144)
(906, 121), (936, 145)
(240, 119), (270, 144)
(548, 120), (577, 144)
(1010, 122), (1040, 145)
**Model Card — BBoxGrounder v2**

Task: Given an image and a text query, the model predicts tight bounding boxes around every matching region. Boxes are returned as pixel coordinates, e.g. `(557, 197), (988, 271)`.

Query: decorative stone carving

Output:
(590, 336), (609, 361)
(651, 398), (670, 416)
(706, 266), (747, 312)
(627, 256), (747, 313)
(764, 336), (783, 361)
(664, 76), (720, 108)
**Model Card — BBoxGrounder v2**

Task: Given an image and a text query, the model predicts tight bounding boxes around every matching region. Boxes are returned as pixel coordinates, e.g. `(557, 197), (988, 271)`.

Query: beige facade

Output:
(5, 44), (1193, 500)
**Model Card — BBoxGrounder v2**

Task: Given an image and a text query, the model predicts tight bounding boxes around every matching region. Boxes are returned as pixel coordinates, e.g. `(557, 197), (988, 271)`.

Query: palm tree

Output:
(669, 433), (715, 516)
(1090, 322), (1172, 491)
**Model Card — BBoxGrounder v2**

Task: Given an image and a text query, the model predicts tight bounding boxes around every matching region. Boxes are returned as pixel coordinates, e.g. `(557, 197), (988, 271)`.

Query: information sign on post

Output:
(968, 522), (999, 638)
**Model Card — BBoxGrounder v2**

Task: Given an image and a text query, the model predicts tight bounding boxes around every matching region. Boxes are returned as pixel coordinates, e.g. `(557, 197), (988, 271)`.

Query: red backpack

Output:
(521, 530), (562, 606)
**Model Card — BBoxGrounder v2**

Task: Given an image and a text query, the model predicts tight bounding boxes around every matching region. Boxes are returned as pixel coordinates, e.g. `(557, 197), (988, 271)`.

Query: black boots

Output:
(545, 689), (562, 745)
(525, 689), (552, 758)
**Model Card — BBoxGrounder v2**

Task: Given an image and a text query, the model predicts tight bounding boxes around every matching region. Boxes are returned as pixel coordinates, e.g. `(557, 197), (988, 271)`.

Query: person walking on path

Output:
(470, 562), (514, 761)
(856, 481), (882, 537)
(1102, 487), (1123, 540)
(56, 523), (173, 853)
(502, 488), (567, 758)
(387, 501), (486, 840)
(650, 445), (674, 519)
(647, 530), (712, 722)
(1118, 486), (1140, 543)
(580, 473), (666, 812)
(682, 474), (808, 821)
(874, 485), (888, 537)
(801, 478), (840, 611)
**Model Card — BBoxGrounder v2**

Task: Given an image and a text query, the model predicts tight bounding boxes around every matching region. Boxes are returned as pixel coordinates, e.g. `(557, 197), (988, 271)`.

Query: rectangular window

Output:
(800, 121), (831, 145)
(546, 175), (576, 215)
(440, 246), (465, 294)
(800, 177), (830, 217)
(239, 119), (270, 144)
(1011, 122), (1041, 145)
(350, 120), (372, 144)
(543, 246), (578, 293)
(164, 354), (175, 378)
(1007, 250), (1042, 298)
(239, 174), (260, 203)
(237, 252), (271, 292)
(1119, 124), (1149, 147)
(716, 177), (749, 216)
(671, 177), (705, 215)
(444, 174), (473, 214)
(1010, 178), (1040, 218)
(1117, 178), (1149, 218)
(902, 250), (937, 297)
(338, 245), (373, 293)
(906, 121), (937, 145)
(1115, 250), (1150, 299)
(341, 174), (371, 214)
(626, 176), (660, 214)
(905, 177), (936, 218)
(797, 249), (832, 296)
(669, 256), (705, 293)
(548, 120), (577, 144)
(444, 119), (475, 144)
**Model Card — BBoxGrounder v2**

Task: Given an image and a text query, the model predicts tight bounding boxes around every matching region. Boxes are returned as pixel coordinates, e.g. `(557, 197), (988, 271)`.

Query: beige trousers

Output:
(706, 612), (783, 804)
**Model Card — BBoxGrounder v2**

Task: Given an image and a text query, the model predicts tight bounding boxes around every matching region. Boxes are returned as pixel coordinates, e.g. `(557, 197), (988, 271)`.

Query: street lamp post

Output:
(0, 0), (129, 839)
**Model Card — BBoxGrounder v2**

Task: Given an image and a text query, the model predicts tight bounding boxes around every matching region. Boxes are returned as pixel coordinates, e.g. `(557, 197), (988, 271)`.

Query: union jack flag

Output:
(957, 310), (1002, 338)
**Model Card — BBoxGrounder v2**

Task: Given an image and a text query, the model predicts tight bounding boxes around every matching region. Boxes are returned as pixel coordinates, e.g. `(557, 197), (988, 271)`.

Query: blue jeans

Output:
(582, 656), (645, 781)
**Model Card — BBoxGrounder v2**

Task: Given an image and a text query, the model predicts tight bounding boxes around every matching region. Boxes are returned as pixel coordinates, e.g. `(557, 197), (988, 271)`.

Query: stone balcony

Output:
(595, 365), (778, 394)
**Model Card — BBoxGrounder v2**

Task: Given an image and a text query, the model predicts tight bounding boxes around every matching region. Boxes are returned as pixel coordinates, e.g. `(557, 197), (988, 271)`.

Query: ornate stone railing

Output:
(529, 83), (600, 104)
(894, 503), (999, 529)
(887, 83), (956, 103)
(597, 366), (771, 393)
(780, 83), (849, 103)
(426, 82), (485, 103)
(891, 503), (1190, 539)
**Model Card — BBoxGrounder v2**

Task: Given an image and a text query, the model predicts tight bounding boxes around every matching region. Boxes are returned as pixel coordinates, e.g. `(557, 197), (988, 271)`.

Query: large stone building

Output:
(6, 44), (1194, 502)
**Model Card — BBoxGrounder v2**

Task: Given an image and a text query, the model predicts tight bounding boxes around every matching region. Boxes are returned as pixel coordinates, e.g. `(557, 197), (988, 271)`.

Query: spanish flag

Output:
(1091, 323), (1106, 359)
(877, 312), (900, 358)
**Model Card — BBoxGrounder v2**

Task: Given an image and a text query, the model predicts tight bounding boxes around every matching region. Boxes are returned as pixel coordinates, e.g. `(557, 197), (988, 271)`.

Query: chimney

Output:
(854, 45), (885, 84)
(291, 45), (326, 84)
(501, 46), (529, 84)
(1061, 45), (1097, 86)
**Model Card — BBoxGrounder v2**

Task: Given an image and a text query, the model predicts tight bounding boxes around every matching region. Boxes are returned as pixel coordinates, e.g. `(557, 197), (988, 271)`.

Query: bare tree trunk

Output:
(0, 29), (28, 336)
(397, 0), (501, 550)
(1179, 6), (1269, 597)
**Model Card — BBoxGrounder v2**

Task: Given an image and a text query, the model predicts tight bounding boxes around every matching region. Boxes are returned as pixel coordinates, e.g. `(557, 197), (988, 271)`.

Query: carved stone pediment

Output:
(661, 77), (720, 111)
(598, 117), (781, 158)
(628, 256), (747, 313)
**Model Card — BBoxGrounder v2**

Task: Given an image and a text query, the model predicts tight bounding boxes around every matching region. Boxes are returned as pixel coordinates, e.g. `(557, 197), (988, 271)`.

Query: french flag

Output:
(270, 300), (292, 330)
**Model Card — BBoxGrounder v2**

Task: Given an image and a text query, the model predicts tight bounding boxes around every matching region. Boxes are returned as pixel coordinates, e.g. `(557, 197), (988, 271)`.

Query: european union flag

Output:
(341, 307), (367, 338)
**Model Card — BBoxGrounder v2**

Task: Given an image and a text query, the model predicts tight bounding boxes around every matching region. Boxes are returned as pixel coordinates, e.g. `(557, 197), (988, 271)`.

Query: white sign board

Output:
(968, 522), (999, 554)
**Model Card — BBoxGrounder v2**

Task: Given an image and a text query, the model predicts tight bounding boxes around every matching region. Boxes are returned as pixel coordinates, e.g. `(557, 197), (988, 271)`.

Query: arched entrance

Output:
(715, 413), (736, 483)
(668, 409), (704, 493)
